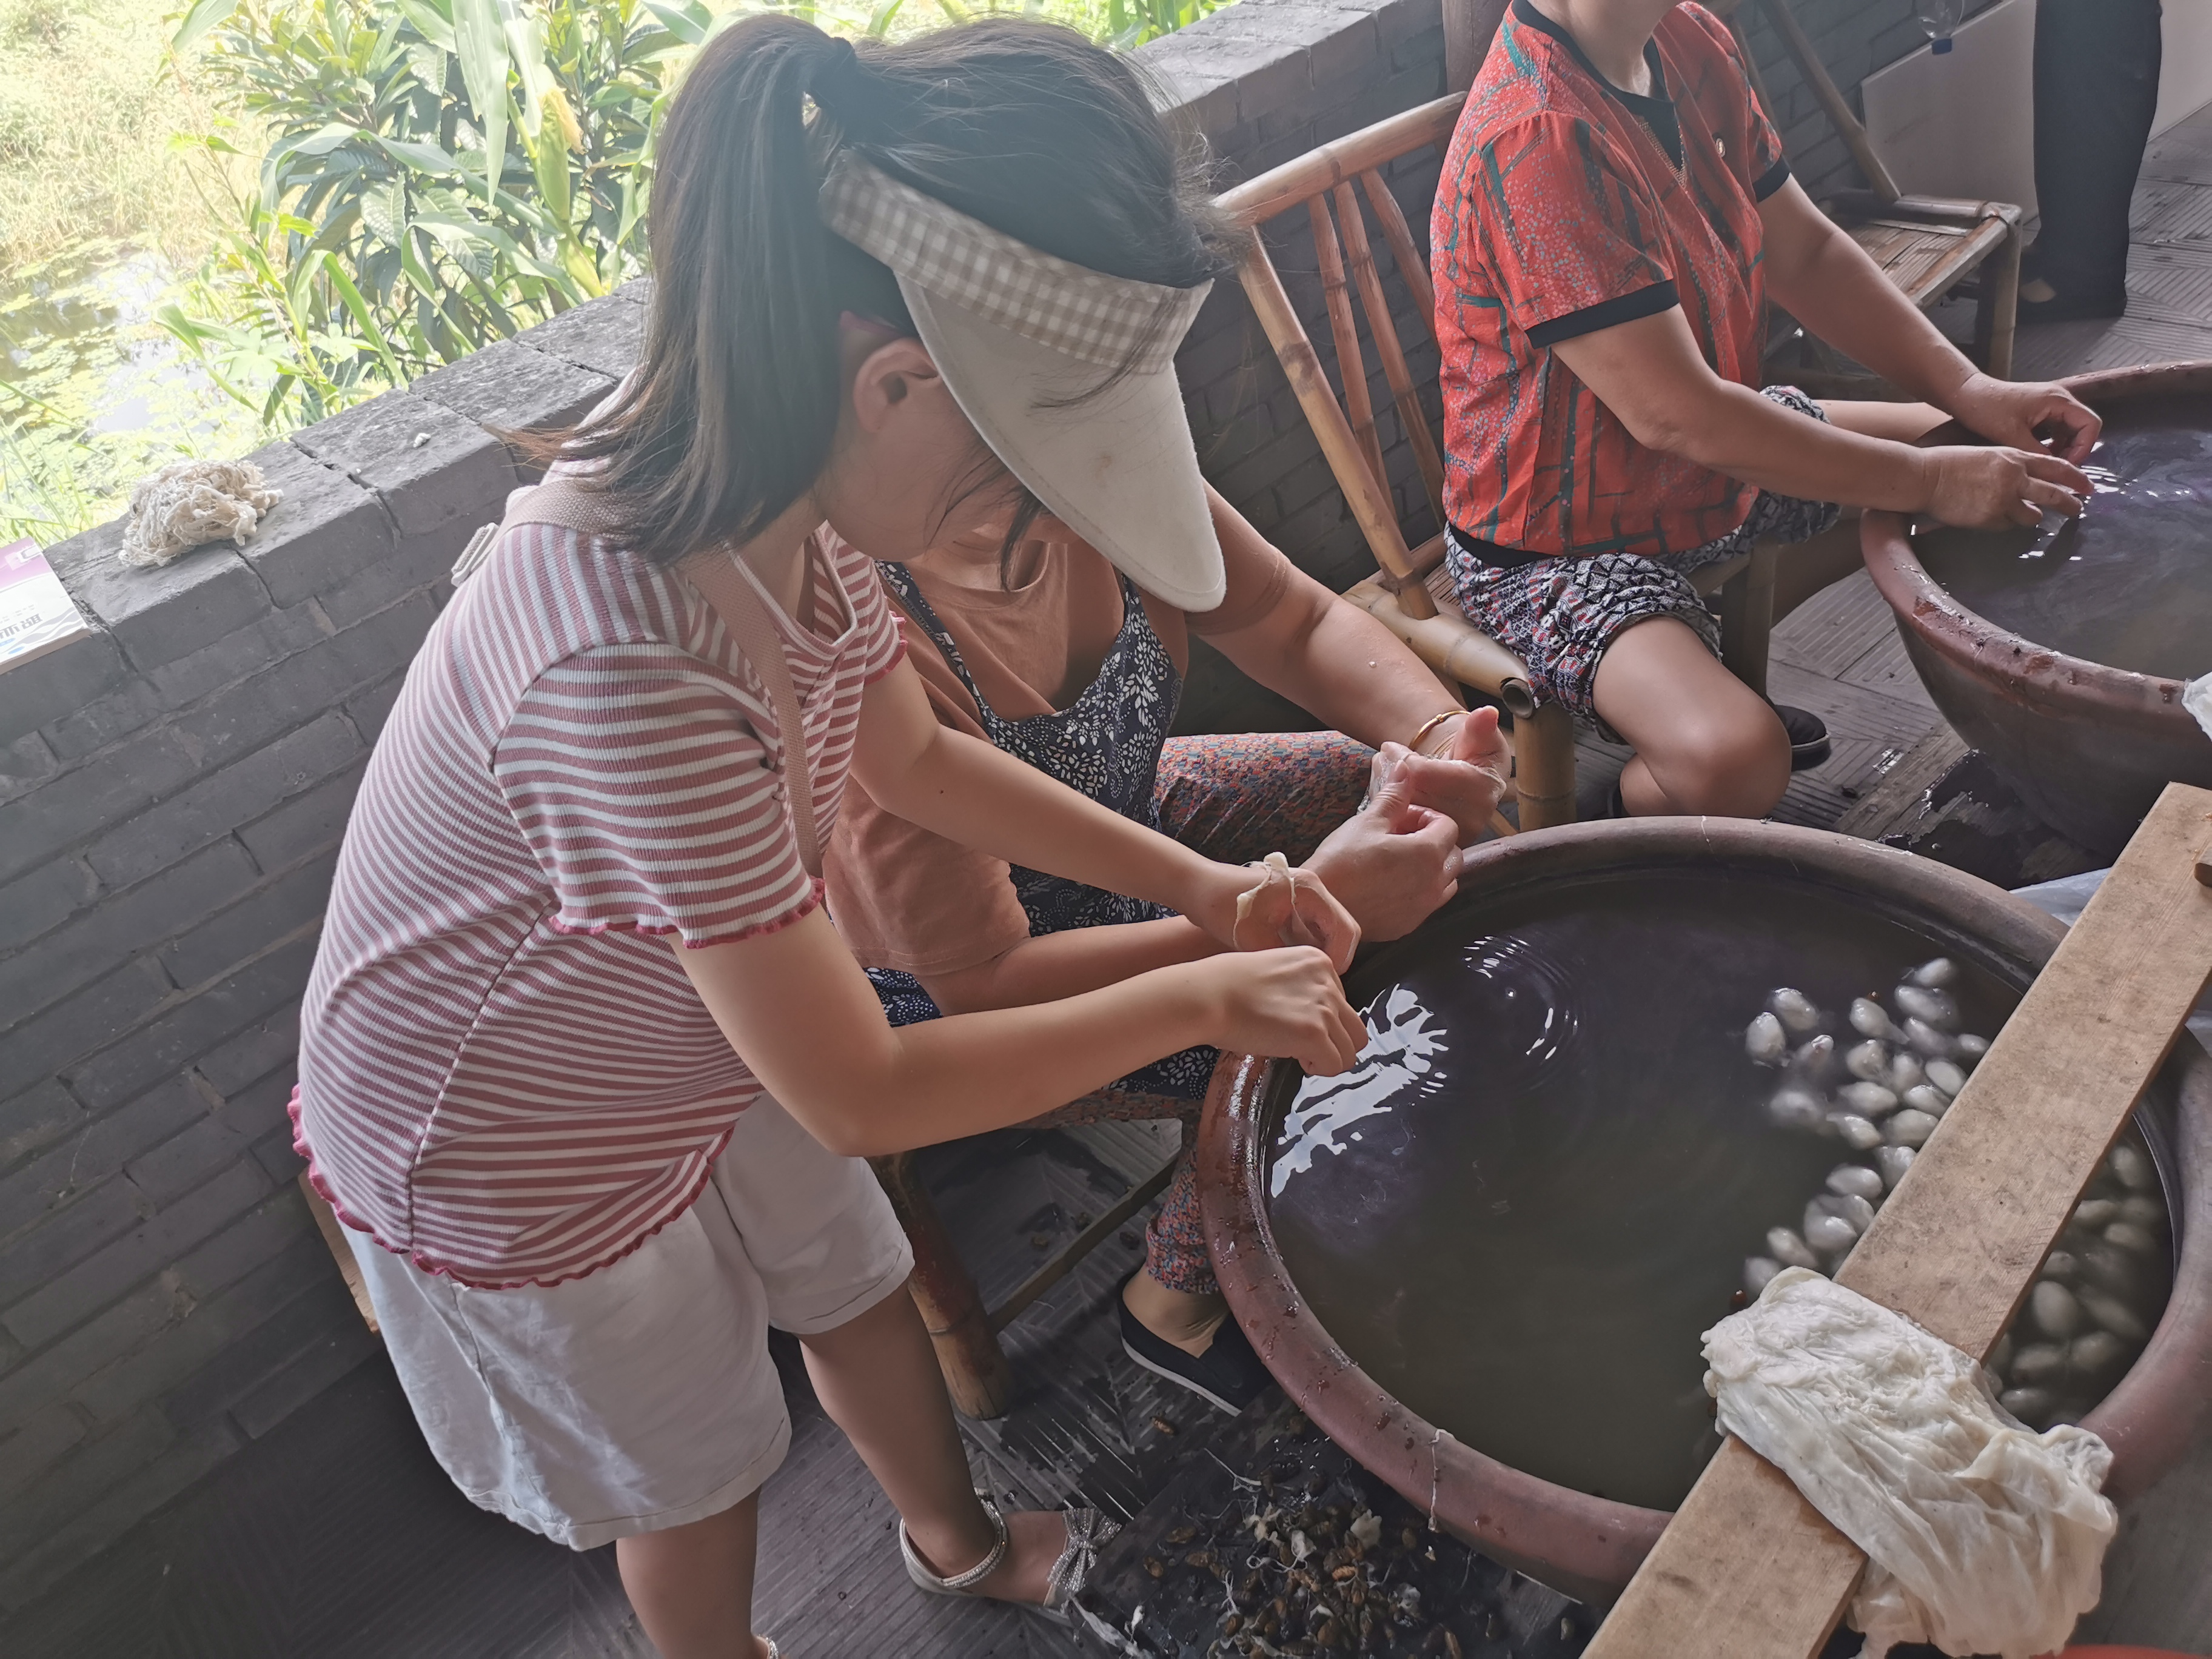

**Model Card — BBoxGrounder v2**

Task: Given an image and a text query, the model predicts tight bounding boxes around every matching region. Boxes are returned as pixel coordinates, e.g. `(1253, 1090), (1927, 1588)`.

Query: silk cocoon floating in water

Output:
(1703, 1269), (2116, 1659)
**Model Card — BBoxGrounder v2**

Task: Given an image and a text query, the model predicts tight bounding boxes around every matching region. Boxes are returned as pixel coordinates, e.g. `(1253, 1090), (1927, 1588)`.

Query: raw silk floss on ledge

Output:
(1703, 1269), (2117, 1659)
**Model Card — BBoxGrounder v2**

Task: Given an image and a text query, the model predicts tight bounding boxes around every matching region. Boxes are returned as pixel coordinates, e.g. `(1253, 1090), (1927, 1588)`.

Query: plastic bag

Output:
(1704, 1269), (2117, 1659)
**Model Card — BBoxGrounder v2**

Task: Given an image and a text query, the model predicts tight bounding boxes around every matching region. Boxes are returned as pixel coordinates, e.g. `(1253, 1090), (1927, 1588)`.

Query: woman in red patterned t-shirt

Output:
(292, 19), (1376, 1656)
(1434, 0), (2100, 818)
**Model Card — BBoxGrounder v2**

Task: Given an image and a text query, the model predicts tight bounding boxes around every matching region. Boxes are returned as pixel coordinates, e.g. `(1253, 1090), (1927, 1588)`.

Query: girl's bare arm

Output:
(675, 909), (1362, 1156)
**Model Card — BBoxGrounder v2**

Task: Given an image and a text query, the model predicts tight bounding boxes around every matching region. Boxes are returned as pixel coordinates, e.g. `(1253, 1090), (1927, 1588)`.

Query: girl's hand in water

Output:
(1922, 444), (2092, 530)
(1195, 947), (1368, 1075)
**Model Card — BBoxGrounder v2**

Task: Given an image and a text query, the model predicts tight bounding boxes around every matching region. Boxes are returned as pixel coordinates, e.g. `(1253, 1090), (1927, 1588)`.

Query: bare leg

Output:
(1122, 1270), (1227, 1358)
(798, 1281), (1067, 1604)
(615, 1497), (774, 1659)
(1594, 617), (1792, 819)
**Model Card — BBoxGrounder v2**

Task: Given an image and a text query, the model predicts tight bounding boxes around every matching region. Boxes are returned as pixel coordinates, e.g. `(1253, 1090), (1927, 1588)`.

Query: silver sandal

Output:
(899, 1490), (1120, 1628)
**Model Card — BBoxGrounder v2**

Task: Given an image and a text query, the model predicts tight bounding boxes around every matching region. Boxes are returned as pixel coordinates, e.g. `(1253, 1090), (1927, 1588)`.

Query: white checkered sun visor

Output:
(819, 156), (1210, 374)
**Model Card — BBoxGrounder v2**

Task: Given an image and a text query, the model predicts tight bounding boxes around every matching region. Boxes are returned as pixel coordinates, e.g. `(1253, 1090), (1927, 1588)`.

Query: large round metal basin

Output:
(1196, 820), (2212, 1604)
(1862, 360), (2212, 857)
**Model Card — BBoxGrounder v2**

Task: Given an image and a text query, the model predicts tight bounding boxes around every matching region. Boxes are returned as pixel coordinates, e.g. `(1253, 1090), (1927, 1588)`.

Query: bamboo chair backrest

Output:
(1218, 92), (1466, 624)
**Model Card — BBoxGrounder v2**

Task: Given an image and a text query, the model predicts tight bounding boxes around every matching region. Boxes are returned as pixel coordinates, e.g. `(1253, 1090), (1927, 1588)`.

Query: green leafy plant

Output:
(162, 0), (685, 418)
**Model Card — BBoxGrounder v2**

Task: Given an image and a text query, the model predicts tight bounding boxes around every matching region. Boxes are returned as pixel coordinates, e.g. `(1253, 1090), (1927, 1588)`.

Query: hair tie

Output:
(811, 36), (866, 112)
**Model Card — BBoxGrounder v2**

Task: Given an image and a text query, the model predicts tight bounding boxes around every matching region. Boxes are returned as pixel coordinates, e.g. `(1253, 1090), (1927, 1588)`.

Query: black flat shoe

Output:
(2019, 289), (2129, 324)
(1773, 704), (1831, 771)
(1119, 1290), (1273, 1415)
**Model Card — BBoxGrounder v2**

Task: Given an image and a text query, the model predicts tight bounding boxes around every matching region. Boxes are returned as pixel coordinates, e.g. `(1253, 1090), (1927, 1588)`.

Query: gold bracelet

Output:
(1405, 709), (1460, 757)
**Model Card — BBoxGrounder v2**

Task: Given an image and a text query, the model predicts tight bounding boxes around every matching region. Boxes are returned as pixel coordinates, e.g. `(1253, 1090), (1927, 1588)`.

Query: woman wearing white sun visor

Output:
(290, 19), (1375, 1658)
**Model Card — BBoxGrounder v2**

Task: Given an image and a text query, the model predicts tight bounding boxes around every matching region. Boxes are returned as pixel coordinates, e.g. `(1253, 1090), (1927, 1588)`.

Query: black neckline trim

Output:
(1509, 0), (1681, 168)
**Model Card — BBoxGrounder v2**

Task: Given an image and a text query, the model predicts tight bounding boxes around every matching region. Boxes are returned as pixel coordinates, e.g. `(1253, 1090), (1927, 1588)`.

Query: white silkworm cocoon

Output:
(2070, 1331), (2127, 1374)
(1744, 1012), (1788, 1065)
(1830, 1113), (1883, 1150)
(1999, 1386), (2054, 1423)
(1907, 957), (1958, 988)
(1923, 1059), (1967, 1098)
(2077, 1286), (2148, 1342)
(2118, 1195), (2165, 1230)
(1952, 1033), (1989, 1065)
(1826, 1164), (1885, 1202)
(2104, 1221), (2159, 1255)
(1767, 1227), (1820, 1270)
(1887, 1052), (1926, 1094)
(1903, 1017), (1954, 1057)
(1844, 1040), (1890, 1082)
(2031, 1281), (2085, 1340)
(1767, 1088), (1827, 1131)
(1849, 997), (1900, 1040)
(2010, 1342), (2068, 1384)
(1893, 984), (1959, 1030)
(2073, 1198), (2120, 1230)
(1791, 1034), (1837, 1079)
(1803, 1211), (1859, 1255)
(1837, 1081), (1899, 1119)
(1874, 1145), (1915, 1190)
(1902, 1084), (1951, 1118)
(2042, 1250), (2078, 1282)
(1744, 1256), (1783, 1296)
(2109, 1143), (2156, 1192)
(1769, 988), (1820, 1033)
(1885, 1108), (1940, 1147)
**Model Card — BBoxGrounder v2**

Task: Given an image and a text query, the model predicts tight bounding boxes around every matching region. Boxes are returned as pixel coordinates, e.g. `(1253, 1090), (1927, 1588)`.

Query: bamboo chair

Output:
(1217, 98), (1780, 829)
(871, 1145), (1173, 1419)
(1740, 0), (2024, 386)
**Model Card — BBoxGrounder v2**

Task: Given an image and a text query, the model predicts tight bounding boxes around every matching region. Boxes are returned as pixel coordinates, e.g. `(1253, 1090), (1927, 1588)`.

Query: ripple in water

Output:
(1912, 394), (2212, 681)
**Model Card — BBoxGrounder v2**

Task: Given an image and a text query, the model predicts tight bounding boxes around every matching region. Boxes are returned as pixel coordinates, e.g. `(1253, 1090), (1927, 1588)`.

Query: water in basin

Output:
(1911, 394), (2212, 682)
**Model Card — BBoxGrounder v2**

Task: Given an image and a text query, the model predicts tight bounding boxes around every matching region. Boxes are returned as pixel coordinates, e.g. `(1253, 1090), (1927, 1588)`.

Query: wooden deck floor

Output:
(6, 101), (2212, 1659)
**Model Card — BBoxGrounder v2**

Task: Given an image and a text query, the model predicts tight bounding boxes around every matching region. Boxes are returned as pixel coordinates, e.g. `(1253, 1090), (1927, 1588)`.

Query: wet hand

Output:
(1226, 853), (1361, 971)
(1303, 751), (1463, 943)
(1383, 706), (1514, 843)
(1923, 444), (2092, 531)
(1199, 947), (1367, 1076)
(1945, 372), (2102, 464)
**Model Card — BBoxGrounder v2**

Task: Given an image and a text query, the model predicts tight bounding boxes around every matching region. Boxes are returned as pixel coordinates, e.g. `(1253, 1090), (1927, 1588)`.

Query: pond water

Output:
(0, 244), (263, 544)
(1911, 394), (2212, 682)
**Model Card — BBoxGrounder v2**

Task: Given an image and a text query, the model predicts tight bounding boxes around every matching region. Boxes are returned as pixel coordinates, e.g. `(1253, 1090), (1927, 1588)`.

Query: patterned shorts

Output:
(1441, 386), (1842, 721)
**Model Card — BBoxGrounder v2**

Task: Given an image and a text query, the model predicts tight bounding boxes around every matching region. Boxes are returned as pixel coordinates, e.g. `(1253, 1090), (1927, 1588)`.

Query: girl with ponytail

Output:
(291, 17), (1373, 1653)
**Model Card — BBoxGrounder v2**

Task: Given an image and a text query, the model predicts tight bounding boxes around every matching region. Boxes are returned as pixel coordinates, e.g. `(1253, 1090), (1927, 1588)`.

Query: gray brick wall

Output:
(0, 0), (1939, 1607)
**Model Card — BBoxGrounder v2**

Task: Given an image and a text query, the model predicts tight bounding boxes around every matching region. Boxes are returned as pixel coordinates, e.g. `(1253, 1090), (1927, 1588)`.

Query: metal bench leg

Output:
(1514, 702), (1578, 830)
(1718, 545), (1779, 701)
(870, 1153), (1014, 1420)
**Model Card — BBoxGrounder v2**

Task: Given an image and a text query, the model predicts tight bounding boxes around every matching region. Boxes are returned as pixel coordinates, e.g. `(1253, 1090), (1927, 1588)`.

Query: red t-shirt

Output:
(1432, 0), (1791, 557)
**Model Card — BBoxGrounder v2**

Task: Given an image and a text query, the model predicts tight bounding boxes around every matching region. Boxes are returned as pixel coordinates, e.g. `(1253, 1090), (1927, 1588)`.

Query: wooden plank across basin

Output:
(1586, 783), (2212, 1658)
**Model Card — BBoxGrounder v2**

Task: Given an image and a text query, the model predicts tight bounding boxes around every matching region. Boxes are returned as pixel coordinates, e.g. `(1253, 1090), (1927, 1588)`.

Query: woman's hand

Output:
(1942, 372), (2102, 464)
(1304, 752), (1463, 943)
(1192, 856), (1361, 971)
(1191, 948), (1367, 1076)
(1922, 444), (2094, 530)
(1384, 706), (1515, 843)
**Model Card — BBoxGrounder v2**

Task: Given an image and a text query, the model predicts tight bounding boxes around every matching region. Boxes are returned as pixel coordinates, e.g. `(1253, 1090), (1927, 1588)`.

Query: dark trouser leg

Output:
(2031, 0), (2162, 307)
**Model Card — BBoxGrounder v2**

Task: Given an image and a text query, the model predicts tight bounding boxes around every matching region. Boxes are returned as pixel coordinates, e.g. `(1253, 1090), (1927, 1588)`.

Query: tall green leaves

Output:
(164, 0), (679, 427)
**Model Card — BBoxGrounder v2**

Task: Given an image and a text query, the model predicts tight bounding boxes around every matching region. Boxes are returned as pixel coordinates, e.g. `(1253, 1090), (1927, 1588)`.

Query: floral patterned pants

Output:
(1028, 729), (1371, 1294)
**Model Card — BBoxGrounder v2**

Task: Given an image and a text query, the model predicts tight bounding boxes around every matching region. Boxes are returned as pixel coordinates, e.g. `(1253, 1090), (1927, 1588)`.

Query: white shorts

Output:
(347, 1093), (914, 1550)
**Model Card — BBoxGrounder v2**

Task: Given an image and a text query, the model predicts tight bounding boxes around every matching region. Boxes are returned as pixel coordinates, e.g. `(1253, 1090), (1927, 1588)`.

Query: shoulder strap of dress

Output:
(460, 479), (823, 882)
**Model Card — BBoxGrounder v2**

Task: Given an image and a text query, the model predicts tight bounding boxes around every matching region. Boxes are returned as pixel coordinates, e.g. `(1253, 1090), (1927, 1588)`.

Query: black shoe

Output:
(1773, 704), (1831, 771)
(1118, 1291), (1273, 1415)
(2019, 288), (2129, 324)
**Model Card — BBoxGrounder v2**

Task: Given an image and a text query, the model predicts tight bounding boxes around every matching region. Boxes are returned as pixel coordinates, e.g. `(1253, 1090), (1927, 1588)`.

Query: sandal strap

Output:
(1043, 1506), (1121, 1612)
(900, 1491), (1009, 1593)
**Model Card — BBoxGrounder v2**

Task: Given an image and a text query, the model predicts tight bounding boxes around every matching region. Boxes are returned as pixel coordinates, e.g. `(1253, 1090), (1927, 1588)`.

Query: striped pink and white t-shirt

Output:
(291, 505), (905, 1289)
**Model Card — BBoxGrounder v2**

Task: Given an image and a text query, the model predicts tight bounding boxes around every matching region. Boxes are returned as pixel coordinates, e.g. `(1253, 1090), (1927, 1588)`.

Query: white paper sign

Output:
(0, 538), (90, 670)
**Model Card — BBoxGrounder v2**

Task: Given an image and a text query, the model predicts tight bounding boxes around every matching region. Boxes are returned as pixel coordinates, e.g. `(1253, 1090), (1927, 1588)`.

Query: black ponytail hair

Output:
(535, 16), (1238, 567)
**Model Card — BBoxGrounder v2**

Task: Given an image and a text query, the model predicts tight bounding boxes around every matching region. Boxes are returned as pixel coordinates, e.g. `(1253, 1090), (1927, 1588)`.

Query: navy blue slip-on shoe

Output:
(1773, 703), (1831, 772)
(1118, 1293), (1273, 1415)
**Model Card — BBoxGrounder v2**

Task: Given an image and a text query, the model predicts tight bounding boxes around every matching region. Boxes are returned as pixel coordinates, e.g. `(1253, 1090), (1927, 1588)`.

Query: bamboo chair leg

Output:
(1717, 544), (1779, 701)
(870, 1153), (1014, 1420)
(1973, 221), (2023, 380)
(1513, 702), (1578, 830)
